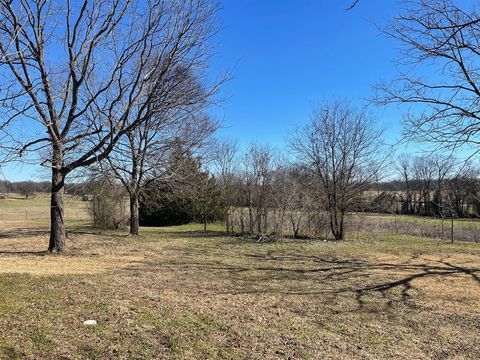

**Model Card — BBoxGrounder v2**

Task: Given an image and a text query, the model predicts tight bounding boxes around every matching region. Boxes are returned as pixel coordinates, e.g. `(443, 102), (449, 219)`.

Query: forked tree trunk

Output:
(49, 167), (66, 252)
(129, 191), (140, 236)
(330, 210), (345, 241)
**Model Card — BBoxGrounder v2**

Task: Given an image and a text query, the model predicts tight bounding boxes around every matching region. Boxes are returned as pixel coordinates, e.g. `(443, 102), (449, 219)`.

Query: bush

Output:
(87, 183), (128, 229)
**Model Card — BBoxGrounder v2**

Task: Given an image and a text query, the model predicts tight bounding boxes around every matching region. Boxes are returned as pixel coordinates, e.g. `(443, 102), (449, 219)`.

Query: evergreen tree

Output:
(139, 143), (224, 228)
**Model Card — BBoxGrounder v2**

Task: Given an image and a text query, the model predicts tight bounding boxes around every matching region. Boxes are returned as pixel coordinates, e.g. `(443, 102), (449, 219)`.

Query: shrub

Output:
(87, 182), (128, 229)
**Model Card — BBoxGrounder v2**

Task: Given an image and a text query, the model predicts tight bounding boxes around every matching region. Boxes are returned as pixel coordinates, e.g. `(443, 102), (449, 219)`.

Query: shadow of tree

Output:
(0, 250), (49, 256)
(0, 229), (49, 239)
(124, 250), (480, 310)
(157, 230), (227, 239)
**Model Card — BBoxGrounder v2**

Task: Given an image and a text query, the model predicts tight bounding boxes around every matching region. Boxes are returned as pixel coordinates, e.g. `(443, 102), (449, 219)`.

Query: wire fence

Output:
(0, 209), (90, 221)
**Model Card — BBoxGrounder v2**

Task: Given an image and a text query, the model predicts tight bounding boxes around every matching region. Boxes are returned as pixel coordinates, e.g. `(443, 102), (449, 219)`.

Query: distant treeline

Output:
(0, 180), (92, 198)
(0, 180), (50, 198)
(367, 180), (480, 218)
(367, 154), (480, 218)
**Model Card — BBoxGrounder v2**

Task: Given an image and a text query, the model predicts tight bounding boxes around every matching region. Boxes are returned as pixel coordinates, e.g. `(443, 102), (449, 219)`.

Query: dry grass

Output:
(0, 218), (478, 359)
(0, 196), (479, 358)
(0, 193), (90, 229)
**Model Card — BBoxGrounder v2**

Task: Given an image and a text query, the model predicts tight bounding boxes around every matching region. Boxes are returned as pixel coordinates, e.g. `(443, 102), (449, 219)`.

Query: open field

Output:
(0, 228), (478, 359)
(0, 193), (90, 229)
(0, 200), (479, 359)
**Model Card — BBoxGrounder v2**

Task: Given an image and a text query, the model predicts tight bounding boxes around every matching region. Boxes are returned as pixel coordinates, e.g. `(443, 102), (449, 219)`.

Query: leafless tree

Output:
(291, 101), (385, 240)
(412, 156), (436, 214)
(430, 154), (455, 219)
(86, 174), (128, 230)
(179, 169), (222, 232)
(0, 0), (219, 251)
(395, 153), (456, 216)
(100, 65), (221, 236)
(242, 144), (274, 234)
(374, 0), (480, 159)
(17, 180), (35, 199)
(213, 138), (239, 234)
(396, 154), (415, 214)
(272, 164), (312, 239)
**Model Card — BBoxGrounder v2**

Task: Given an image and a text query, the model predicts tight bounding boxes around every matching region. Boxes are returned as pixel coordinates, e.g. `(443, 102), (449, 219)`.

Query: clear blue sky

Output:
(213, 0), (404, 148)
(2, 0), (408, 181)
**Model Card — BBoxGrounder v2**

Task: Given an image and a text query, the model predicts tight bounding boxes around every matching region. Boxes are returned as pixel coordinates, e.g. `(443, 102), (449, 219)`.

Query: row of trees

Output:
(0, 180), (50, 198)
(209, 102), (385, 240)
(384, 155), (480, 218)
(0, 0), (223, 250)
(101, 0), (480, 242)
(2, 0), (480, 248)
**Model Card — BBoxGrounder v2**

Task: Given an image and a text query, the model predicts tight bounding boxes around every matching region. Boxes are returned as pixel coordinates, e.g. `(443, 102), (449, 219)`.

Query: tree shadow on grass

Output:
(0, 250), (49, 256)
(0, 229), (50, 255)
(0, 229), (50, 239)
(158, 230), (227, 239)
(125, 252), (480, 309)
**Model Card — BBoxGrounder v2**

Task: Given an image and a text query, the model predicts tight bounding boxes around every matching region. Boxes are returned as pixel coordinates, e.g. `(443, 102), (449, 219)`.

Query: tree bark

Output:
(330, 209), (345, 241)
(451, 214), (454, 243)
(129, 191), (140, 236)
(48, 166), (66, 252)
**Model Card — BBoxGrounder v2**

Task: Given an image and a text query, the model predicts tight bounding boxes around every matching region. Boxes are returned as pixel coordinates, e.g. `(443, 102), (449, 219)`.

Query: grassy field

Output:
(0, 196), (479, 359)
(0, 193), (90, 229)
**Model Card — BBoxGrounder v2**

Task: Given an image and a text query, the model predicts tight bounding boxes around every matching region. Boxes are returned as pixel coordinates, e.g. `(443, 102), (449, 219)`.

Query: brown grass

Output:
(0, 221), (478, 359)
(0, 193), (90, 229)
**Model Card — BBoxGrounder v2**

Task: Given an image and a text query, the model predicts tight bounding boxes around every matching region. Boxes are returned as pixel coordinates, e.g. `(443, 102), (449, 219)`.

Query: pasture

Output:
(0, 195), (479, 359)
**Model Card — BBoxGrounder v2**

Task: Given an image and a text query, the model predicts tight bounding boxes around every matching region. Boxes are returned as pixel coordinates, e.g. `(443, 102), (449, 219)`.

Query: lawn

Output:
(0, 199), (479, 359)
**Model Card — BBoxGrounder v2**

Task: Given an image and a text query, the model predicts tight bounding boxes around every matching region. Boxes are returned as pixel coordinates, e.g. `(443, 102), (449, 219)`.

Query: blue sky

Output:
(2, 0), (409, 181)
(213, 0), (404, 149)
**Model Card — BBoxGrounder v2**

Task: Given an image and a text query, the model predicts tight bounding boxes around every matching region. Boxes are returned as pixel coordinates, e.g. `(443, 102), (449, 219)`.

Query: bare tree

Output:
(213, 139), (239, 234)
(242, 144), (274, 234)
(101, 64), (220, 236)
(412, 156), (436, 214)
(396, 154), (415, 214)
(86, 174), (128, 230)
(180, 170), (223, 232)
(374, 0), (480, 158)
(291, 101), (385, 240)
(272, 164), (311, 239)
(431, 154), (455, 219)
(17, 181), (35, 199)
(0, 0), (219, 251)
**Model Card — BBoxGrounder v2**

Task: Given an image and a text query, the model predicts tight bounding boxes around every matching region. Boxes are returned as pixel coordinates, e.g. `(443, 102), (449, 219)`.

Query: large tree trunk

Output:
(49, 167), (66, 252)
(129, 191), (140, 236)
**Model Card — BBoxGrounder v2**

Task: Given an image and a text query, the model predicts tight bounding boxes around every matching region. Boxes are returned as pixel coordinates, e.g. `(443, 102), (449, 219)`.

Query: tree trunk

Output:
(248, 206), (254, 233)
(330, 210), (345, 241)
(49, 167), (66, 252)
(129, 191), (140, 236)
(291, 216), (298, 239)
(451, 213), (454, 243)
(203, 216), (207, 232)
(240, 209), (245, 233)
(225, 207), (231, 234)
(256, 208), (262, 233)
